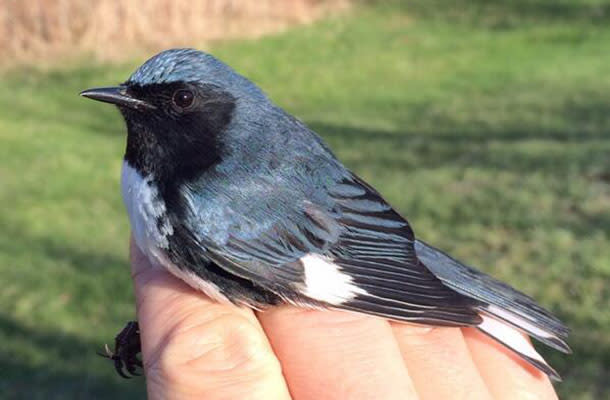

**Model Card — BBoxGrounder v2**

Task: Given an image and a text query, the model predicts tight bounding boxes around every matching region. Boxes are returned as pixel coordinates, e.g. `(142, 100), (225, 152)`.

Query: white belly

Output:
(120, 161), (230, 303)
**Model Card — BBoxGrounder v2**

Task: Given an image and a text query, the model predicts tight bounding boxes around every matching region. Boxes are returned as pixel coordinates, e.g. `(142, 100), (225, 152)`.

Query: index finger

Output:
(463, 328), (558, 400)
(130, 239), (291, 400)
(258, 307), (419, 400)
(391, 323), (493, 400)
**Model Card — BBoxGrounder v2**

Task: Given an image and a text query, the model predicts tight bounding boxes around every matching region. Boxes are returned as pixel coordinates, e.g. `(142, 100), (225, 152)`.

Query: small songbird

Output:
(81, 48), (570, 380)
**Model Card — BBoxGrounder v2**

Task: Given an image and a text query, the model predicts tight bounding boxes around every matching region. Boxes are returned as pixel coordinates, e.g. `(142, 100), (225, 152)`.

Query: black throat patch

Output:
(121, 81), (236, 194)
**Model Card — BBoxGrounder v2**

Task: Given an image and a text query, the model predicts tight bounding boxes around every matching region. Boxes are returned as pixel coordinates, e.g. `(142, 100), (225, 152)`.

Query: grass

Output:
(1, 0), (609, 398)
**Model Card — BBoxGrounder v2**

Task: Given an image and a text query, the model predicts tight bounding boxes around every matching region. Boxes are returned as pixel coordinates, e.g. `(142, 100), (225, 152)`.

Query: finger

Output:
(130, 239), (291, 400)
(258, 307), (419, 400)
(391, 323), (492, 400)
(463, 328), (558, 400)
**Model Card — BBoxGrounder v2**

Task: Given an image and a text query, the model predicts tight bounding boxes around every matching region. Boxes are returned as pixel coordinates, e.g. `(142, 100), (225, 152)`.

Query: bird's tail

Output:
(415, 240), (570, 381)
(475, 305), (565, 380)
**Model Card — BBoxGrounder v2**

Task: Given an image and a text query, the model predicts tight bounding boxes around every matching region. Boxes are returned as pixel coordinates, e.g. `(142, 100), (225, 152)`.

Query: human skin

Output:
(129, 239), (558, 400)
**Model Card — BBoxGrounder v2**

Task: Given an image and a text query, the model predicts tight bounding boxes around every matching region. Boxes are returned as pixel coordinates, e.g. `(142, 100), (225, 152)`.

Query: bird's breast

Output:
(120, 161), (233, 304)
(120, 160), (173, 258)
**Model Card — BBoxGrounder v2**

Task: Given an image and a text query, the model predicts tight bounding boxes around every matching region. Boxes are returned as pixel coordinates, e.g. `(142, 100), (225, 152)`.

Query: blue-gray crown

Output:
(128, 48), (267, 101)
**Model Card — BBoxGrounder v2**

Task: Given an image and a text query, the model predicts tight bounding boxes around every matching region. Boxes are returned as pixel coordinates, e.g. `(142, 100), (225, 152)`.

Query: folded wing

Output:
(181, 172), (568, 379)
(187, 173), (482, 325)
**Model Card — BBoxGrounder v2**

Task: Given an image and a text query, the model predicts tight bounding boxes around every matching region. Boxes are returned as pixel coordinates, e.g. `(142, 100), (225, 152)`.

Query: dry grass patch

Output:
(0, 0), (349, 64)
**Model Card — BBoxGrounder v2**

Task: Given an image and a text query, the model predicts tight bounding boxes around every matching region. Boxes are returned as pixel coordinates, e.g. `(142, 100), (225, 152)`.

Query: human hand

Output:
(129, 239), (558, 400)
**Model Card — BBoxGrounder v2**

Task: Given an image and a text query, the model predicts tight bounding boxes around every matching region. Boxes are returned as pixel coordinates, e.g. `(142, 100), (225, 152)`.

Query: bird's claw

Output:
(98, 321), (143, 379)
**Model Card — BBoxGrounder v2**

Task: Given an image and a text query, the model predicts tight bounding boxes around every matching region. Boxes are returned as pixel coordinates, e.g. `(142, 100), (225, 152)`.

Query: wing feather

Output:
(186, 173), (481, 324)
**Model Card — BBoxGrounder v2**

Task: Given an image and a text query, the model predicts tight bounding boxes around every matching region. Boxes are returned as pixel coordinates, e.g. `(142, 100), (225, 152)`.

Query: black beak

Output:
(80, 86), (155, 111)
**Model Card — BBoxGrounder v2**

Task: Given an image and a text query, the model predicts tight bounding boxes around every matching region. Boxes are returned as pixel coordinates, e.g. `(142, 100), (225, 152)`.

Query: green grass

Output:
(1, 1), (609, 398)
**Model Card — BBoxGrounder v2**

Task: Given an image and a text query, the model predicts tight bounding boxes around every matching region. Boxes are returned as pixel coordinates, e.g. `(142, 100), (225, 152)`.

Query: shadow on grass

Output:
(310, 120), (609, 175)
(0, 221), (129, 277)
(310, 118), (610, 241)
(0, 223), (140, 398)
(0, 314), (145, 400)
(391, 0), (610, 24)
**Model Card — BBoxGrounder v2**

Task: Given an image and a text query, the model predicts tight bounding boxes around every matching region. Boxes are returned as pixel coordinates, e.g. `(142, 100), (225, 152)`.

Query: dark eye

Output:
(172, 89), (194, 109)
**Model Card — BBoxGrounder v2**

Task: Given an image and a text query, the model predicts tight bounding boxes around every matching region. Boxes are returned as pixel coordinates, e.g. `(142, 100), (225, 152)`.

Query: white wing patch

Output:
(121, 161), (173, 251)
(299, 253), (368, 305)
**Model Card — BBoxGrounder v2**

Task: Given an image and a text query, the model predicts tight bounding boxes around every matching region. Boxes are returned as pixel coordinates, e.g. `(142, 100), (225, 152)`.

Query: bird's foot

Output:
(98, 320), (143, 378)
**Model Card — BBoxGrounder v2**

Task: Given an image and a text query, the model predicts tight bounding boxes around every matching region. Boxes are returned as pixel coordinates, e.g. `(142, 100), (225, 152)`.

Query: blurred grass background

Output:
(1, 0), (609, 398)
(0, 0), (348, 64)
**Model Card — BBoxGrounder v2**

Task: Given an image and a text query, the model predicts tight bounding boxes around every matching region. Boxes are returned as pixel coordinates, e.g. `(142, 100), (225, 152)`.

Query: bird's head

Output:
(81, 48), (273, 181)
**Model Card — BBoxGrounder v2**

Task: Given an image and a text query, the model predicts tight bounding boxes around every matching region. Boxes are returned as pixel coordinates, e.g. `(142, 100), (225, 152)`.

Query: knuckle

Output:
(394, 323), (466, 358)
(148, 311), (280, 386)
(188, 314), (273, 372)
(393, 322), (449, 339)
(286, 307), (375, 330)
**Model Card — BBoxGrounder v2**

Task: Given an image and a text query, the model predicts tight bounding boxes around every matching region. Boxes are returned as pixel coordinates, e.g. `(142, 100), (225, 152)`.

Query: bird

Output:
(81, 48), (570, 380)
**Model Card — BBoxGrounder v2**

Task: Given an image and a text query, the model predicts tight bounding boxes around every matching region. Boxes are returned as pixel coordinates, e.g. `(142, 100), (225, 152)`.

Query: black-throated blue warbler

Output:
(81, 48), (569, 380)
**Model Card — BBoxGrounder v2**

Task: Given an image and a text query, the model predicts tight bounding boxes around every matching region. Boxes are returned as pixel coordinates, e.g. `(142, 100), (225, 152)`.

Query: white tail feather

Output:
(478, 314), (548, 365)
(482, 304), (570, 354)
(486, 305), (554, 341)
(477, 313), (561, 380)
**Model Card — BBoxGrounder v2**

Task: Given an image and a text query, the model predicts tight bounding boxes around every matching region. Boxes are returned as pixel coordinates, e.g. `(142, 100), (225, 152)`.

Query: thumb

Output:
(129, 238), (291, 400)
